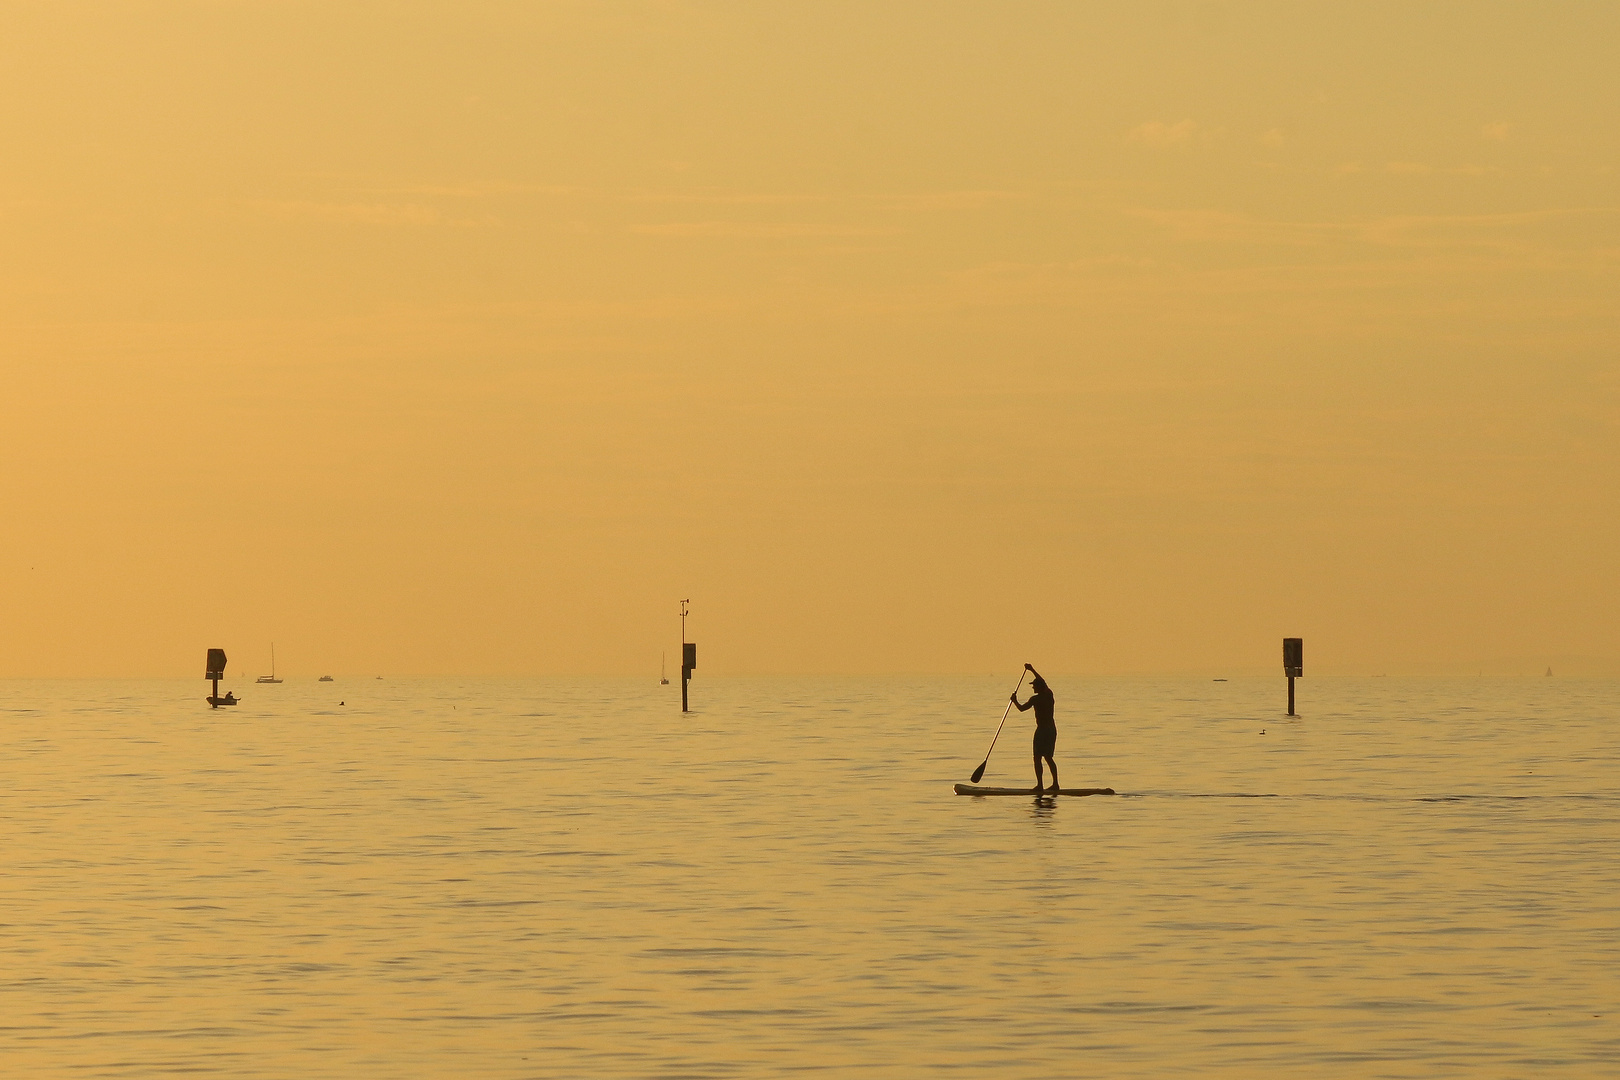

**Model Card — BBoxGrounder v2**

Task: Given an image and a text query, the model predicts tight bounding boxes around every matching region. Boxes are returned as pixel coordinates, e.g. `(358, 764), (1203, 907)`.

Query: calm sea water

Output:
(1, 676), (1615, 1078)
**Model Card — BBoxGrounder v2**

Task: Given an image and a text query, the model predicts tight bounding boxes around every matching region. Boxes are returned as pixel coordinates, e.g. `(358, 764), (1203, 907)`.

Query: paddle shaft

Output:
(971, 669), (1027, 783)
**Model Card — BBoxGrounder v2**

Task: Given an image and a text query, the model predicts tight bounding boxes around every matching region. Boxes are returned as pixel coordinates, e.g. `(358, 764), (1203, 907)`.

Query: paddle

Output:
(969, 668), (1027, 784)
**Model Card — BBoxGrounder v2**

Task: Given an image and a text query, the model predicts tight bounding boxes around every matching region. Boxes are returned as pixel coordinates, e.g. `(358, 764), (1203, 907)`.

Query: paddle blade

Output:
(970, 760), (987, 784)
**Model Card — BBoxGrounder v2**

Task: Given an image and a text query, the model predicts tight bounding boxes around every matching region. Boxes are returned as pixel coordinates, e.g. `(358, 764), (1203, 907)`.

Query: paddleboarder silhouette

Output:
(1011, 663), (1059, 793)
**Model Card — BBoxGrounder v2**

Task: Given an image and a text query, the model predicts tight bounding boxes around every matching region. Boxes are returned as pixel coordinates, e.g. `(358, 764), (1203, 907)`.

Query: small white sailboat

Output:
(256, 643), (283, 684)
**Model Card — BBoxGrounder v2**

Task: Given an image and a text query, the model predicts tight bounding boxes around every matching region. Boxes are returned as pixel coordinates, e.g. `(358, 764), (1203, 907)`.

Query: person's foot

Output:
(1047, 784), (1061, 793)
(1032, 785), (1044, 794)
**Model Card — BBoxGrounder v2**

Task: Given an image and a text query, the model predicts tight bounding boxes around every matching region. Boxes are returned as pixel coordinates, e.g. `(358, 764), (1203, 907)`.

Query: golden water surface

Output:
(2, 676), (1615, 1077)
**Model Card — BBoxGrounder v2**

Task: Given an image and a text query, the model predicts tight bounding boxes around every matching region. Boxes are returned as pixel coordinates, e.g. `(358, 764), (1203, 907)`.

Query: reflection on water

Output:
(0, 675), (1616, 1078)
(1028, 795), (1058, 825)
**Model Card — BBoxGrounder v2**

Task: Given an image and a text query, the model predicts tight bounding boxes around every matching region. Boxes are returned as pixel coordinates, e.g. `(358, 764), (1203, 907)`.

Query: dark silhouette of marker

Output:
(680, 599), (696, 713)
(1283, 637), (1302, 716)
(206, 648), (238, 708)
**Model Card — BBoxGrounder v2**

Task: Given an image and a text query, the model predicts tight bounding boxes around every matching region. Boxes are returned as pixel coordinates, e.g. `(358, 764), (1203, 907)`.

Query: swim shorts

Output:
(1033, 726), (1056, 757)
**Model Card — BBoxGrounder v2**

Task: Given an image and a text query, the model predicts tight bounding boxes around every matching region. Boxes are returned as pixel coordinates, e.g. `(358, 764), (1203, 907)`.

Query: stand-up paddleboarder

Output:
(1011, 663), (1059, 792)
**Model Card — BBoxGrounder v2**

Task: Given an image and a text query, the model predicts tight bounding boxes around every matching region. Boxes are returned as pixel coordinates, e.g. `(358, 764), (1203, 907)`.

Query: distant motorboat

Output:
(256, 643), (283, 684)
(319, 675), (334, 682)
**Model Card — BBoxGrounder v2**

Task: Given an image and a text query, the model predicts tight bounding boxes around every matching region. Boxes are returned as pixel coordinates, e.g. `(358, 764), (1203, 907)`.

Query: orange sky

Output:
(3, 2), (1616, 677)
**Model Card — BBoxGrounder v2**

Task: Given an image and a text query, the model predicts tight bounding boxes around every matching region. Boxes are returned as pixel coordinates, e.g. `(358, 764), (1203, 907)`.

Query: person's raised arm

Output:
(1024, 662), (1044, 683)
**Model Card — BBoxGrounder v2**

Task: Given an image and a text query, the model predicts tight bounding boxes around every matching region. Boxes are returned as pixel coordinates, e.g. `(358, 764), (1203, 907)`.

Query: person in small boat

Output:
(1011, 663), (1059, 792)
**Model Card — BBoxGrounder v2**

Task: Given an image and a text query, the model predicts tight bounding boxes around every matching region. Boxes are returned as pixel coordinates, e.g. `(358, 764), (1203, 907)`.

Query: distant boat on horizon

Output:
(660, 651), (669, 685)
(256, 644), (283, 684)
(319, 675), (334, 682)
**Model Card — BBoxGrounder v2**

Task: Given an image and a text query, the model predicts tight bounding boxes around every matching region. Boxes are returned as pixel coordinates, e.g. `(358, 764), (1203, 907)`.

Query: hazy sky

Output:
(3, 2), (1616, 677)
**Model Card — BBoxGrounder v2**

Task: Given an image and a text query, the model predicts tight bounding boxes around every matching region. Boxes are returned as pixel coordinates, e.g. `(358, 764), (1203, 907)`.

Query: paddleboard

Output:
(954, 784), (1115, 796)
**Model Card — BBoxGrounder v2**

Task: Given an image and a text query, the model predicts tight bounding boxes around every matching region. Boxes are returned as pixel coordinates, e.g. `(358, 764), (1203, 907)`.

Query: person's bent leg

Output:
(1045, 756), (1059, 792)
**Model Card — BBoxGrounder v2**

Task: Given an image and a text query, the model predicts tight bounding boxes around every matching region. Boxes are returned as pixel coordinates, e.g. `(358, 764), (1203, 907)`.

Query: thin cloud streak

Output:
(247, 199), (499, 227)
(628, 221), (902, 239)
